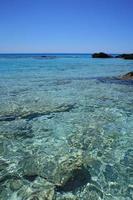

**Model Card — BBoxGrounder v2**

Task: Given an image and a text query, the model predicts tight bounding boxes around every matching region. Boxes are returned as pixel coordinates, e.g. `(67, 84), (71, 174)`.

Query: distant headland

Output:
(92, 52), (133, 59)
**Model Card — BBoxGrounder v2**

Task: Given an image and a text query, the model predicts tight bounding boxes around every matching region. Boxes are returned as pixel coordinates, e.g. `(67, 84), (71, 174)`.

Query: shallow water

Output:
(0, 54), (133, 200)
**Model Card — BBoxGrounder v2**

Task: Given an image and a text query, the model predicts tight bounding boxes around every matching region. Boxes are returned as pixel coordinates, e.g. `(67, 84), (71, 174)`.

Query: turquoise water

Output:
(0, 54), (133, 200)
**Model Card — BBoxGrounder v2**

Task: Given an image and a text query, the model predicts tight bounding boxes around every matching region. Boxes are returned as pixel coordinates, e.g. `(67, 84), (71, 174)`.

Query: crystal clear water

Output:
(0, 54), (133, 200)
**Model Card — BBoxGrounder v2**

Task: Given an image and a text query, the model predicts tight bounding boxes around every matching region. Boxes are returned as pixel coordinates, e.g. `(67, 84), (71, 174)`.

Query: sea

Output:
(0, 54), (133, 200)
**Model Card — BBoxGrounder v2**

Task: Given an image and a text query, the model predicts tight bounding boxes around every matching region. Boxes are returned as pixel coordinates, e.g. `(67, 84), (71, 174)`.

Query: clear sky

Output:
(0, 0), (133, 53)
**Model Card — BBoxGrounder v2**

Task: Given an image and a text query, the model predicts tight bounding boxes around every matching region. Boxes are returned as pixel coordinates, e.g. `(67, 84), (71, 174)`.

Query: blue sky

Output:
(0, 0), (133, 53)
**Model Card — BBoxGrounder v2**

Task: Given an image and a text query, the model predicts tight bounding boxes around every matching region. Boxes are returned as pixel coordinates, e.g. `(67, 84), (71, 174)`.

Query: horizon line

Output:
(0, 52), (125, 54)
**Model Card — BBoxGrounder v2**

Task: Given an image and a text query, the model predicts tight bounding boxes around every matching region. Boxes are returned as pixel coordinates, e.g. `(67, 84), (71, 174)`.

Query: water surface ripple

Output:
(0, 54), (133, 200)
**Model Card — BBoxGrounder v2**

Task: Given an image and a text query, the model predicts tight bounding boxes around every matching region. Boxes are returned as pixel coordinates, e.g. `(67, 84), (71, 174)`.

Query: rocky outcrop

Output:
(119, 72), (133, 80)
(116, 54), (133, 60)
(92, 52), (113, 58)
(0, 103), (76, 122)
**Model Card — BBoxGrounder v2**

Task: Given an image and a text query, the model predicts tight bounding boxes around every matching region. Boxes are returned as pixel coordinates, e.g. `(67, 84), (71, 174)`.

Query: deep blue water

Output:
(0, 54), (133, 200)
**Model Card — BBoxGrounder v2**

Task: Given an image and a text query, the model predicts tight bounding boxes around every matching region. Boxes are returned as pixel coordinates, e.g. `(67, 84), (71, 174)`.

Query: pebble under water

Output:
(0, 54), (133, 200)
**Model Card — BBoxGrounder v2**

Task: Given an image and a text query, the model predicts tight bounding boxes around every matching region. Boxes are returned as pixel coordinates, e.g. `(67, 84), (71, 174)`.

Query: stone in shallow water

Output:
(23, 174), (38, 182)
(0, 159), (9, 171)
(0, 103), (76, 122)
(97, 77), (133, 85)
(119, 72), (133, 80)
(18, 155), (39, 179)
(19, 148), (85, 187)
(56, 167), (91, 192)
(0, 120), (33, 139)
(0, 115), (17, 122)
(10, 179), (23, 191)
(0, 168), (18, 179)
(17, 178), (55, 200)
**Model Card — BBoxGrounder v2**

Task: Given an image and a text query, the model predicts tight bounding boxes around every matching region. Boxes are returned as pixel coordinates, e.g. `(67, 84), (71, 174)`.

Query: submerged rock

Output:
(0, 103), (76, 122)
(0, 159), (9, 171)
(17, 179), (55, 200)
(97, 76), (133, 85)
(23, 174), (38, 182)
(10, 179), (23, 191)
(21, 103), (76, 121)
(56, 167), (91, 192)
(0, 120), (33, 139)
(92, 52), (113, 58)
(18, 149), (88, 193)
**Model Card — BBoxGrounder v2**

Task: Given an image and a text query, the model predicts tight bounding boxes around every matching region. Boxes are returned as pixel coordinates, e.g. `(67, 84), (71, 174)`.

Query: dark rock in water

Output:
(119, 72), (133, 80)
(115, 54), (133, 60)
(41, 56), (57, 59)
(33, 55), (57, 60)
(115, 54), (125, 58)
(23, 174), (38, 182)
(0, 115), (17, 122)
(56, 167), (91, 192)
(92, 52), (113, 58)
